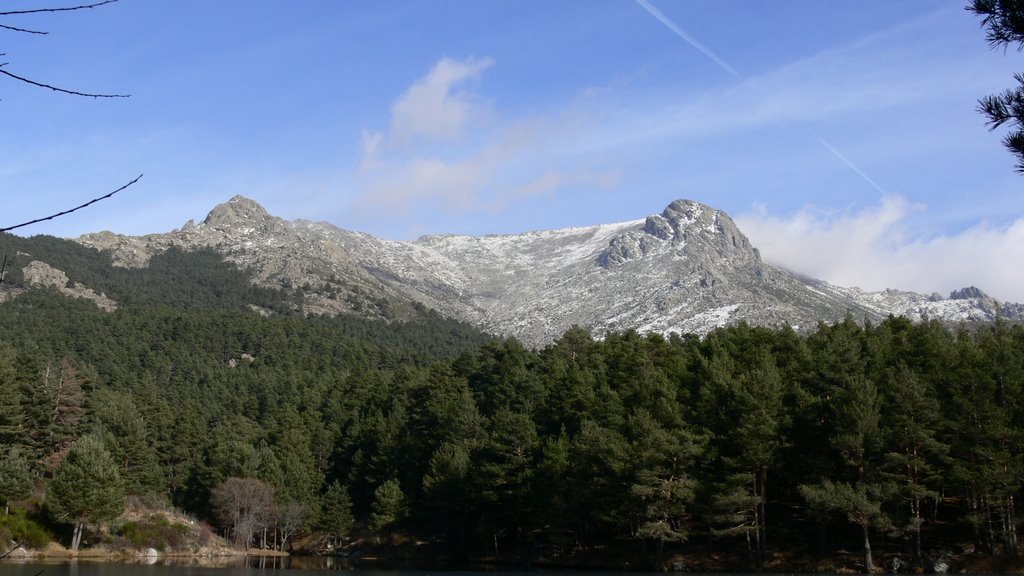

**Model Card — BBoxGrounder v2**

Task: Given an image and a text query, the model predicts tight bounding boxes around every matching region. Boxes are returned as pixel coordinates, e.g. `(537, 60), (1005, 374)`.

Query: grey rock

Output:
(950, 286), (987, 300)
(22, 260), (117, 312)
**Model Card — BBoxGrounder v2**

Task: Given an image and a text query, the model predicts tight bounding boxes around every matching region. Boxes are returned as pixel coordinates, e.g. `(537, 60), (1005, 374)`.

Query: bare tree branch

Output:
(0, 67), (128, 98)
(0, 22), (48, 34)
(1, 2), (129, 98)
(0, 174), (143, 233)
(0, 540), (23, 559)
(0, 1), (118, 17)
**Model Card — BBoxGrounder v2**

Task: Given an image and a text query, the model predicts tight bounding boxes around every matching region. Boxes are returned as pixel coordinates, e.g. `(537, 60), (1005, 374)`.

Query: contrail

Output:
(634, 0), (888, 195)
(634, 0), (740, 77)
(816, 137), (888, 195)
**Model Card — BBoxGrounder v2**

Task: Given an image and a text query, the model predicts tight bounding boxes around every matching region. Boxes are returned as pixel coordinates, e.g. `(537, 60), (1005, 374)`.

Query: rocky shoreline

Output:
(2, 542), (288, 563)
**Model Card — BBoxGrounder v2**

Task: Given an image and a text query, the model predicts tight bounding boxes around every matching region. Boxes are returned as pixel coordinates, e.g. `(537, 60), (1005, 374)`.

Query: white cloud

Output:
(360, 129), (384, 169)
(358, 155), (490, 213)
(736, 198), (1024, 303)
(387, 56), (494, 148)
(351, 57), (617, 224)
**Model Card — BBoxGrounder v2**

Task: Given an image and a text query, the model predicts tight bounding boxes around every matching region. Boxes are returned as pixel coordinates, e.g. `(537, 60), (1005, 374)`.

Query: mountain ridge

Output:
(60, 195), (1024, 345)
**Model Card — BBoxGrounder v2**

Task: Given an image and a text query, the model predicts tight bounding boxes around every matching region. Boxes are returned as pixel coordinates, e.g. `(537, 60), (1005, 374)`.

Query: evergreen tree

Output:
(319, 481), (354, 549)
(48, 434), (125, 551)
(421, 442), (472, 553)
(0, 345), (23, 448)
(532, 429), (571, 535)
(89, 389), (163, 496)
(473, 409), (540, 556)
(0, 447), (33, 515)
(799, 480), (893, 573)
(567, 419), (630, 548)
(969, 0), (1024, 172)
(879, 363), (948, 562)
(369, 478), (407, 541)
(469, 340), (544, 416)
(801, 375), (892, 572)
(707, 352), (787, 563)
(40, 358), (90, 471)
(267, 406), (324, 508)
(946, 325), (1023, 554)
(625, 409), (701, 569)
(401, 364), (485, 507)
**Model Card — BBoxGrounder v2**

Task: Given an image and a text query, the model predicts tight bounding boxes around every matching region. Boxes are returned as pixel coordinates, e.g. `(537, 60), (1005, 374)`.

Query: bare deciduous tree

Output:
(273, 501), (306, 551)
(210, 477), (275, 550)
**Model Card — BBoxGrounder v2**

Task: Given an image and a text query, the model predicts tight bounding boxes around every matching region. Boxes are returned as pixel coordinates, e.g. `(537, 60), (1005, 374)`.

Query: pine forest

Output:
(0, 233), (1023, 572)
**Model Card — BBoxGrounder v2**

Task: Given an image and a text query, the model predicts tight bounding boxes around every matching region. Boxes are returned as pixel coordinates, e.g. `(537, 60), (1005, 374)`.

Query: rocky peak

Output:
(662, 199), (707, 222)
(950, 286), (988, 300)
(600, 199), (761, 267)
(203, 196), (272, 228)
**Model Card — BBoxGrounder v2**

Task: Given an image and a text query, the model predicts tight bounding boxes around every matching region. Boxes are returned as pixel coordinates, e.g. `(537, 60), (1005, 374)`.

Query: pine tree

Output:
(48, 434), (125, 552)
(319, 481), (354, 549)
(0, 345), (23, 448)
(421, 442), (471, 552)
(89, 389), (163, 496)
(799, 480), (893, 573)
(801, 375), (892, 572)
(626, 409), (702, 569)
(40, 358), (89, 471)
(369, 478), (407, 541)
(0, 447), (33, 515)
(567, 420), (630, 549)
(709, 353), (786, 563)
(946, 325), (1024, 554)
(969, 0), (1024, 172)
(879, 363), (948, 562)
(473, 409), (540, 556)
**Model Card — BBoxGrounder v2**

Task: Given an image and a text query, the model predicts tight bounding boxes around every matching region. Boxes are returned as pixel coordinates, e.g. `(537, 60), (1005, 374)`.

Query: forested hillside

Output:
(0, 235), (1022, 571)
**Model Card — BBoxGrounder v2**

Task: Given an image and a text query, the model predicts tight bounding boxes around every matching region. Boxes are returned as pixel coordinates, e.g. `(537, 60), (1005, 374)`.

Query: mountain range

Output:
(27, 195), (1008, 345)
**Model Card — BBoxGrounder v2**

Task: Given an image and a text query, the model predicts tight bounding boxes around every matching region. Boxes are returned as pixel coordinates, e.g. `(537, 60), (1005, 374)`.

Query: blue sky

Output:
(3, 0), (1024, 301)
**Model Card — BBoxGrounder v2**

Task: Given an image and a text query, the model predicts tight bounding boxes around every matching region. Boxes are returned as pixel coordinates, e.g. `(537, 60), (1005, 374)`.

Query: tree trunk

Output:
(969, 494), (984, 553)
(1007, 494), (1018, 554)
(655, 537), (665, 571)
(758, 468), (768, 565)
(71, 522), (83, 552)
(914, 520), (922, 564)
(862, 523), (874, 573)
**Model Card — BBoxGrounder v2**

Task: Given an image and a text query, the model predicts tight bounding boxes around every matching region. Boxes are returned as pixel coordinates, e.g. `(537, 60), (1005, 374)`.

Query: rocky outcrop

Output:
(78, 196), (413, 320)
(22, 261), (117, 311)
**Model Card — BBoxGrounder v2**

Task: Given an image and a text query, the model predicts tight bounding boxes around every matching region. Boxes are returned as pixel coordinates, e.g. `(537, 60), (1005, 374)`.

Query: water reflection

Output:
(155, 555), (360, 570)
(0, 555), (364, 574)
(1, 556), (671, 576)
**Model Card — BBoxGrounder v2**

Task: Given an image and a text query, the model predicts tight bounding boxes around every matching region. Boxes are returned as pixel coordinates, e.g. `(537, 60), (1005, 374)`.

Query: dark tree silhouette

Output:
(969, 0), (1024, 171)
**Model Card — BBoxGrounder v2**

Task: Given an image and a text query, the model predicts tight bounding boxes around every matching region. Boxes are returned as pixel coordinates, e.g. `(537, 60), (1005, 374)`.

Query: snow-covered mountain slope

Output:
(76, 196), (1024, 346)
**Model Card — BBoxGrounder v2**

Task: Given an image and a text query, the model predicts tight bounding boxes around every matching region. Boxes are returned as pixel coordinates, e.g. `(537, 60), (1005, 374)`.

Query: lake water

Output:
(0, 558), (668, 576)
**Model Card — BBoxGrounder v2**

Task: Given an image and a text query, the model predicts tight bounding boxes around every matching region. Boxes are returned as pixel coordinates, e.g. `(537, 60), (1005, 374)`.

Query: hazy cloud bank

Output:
(736, 198), (1024, 303)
